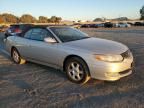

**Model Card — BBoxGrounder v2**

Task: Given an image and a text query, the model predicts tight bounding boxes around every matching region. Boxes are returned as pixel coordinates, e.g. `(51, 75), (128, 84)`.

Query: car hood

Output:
(63, 37), (128, 54)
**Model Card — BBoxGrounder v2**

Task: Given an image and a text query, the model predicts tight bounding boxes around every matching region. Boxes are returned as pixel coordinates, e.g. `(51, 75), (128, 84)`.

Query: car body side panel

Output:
(7, 36), (68, 68)
(56, 44), (93, 70)
(24, 40), (59, 66)
(8, 36), (92, 71)
(11, 36), (30, 58)
(5, 36), (16, 54)
(16, 37), (60, 66)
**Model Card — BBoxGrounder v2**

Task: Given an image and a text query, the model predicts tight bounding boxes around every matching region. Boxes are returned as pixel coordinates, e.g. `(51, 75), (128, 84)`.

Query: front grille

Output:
(121, 50), (131, 58)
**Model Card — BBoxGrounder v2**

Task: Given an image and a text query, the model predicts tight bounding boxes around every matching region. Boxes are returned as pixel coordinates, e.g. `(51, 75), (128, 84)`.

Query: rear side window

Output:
(24, 29), (33, 38)
(30, 28), (43, 41)
(19, 25), (25, 30)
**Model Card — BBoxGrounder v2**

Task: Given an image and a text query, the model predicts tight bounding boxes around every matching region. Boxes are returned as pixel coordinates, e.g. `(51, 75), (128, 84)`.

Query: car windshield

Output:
(50, 27), (90, 42)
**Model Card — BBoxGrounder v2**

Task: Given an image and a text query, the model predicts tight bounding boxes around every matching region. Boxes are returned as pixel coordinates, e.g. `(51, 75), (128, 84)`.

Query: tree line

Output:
(140, 5), (144, 20)
(93, 6), (144, 22)
(0, 13), (62, 24)
(0, 5), (143, 24)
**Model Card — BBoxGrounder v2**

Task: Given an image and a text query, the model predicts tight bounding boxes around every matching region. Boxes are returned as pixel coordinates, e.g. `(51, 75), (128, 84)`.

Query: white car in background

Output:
(115, 23), (131, 28)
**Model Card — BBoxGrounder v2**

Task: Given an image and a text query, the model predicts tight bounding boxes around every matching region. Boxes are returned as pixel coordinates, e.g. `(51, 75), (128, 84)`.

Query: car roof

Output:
(26, 25), (71, 29)
(19, 25), (70, 37)
(10, 24), (33, 26)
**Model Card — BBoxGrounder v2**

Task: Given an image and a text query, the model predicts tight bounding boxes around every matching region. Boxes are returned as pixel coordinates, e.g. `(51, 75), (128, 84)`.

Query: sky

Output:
(0, 0), (143, 21)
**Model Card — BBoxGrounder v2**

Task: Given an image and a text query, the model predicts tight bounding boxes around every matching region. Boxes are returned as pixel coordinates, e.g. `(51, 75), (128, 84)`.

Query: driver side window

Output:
(41, 29), (53, 39)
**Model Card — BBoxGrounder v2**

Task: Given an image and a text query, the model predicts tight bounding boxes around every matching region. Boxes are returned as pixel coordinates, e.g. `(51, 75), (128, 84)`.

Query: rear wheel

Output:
(65, 57), (90, 84)
(11, 48), (26, 64)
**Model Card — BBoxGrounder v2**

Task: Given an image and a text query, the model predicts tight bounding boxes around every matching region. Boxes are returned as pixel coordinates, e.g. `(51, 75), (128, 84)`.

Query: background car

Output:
(104, 22), (113, 28)
(114, 23), (131, 28)
(81, 24), (91, 28)
(89, 24), (98, 28)
(4, 24), (33, 39)
(97, 23), (105, 27)
(134, 22), (144, 26)
(0, 25), (8, 32)
(89, 23), (105, 28)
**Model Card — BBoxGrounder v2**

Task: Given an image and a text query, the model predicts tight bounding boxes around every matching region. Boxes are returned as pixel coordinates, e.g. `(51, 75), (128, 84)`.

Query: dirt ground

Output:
(0, 27), (144, 108)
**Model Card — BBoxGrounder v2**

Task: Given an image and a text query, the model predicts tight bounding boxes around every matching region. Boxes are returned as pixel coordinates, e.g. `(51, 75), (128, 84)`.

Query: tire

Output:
(11, 48), (26, 64)
(65, 57), (90, 84)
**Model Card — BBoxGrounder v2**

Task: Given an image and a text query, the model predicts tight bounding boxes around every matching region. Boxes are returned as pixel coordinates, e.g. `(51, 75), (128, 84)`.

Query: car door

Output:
(14, 29), (33, 58)
(26, 28), (60, 66)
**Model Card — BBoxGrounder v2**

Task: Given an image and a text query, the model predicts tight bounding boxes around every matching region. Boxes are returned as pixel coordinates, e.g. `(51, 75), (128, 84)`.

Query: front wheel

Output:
(65, 57), (90, 84)
(11, 48), (26, 64)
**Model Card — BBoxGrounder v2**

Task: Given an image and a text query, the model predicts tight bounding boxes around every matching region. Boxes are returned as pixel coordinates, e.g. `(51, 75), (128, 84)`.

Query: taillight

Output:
(14, 28), (21, 33)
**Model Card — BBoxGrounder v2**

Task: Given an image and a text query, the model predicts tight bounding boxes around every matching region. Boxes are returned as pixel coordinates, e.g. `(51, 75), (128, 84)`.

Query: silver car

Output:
(5, 26), (134, 84)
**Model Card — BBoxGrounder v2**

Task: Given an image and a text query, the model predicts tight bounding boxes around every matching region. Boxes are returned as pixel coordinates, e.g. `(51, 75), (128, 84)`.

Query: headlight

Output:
(95, 54), (124, 62)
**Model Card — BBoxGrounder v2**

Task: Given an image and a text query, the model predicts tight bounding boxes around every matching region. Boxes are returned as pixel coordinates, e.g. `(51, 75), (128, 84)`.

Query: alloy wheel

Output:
(67, 62), (84, 81)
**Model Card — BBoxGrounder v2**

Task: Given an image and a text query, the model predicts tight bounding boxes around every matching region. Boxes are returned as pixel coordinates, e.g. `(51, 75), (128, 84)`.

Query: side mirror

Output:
(44, 37), (57, 43)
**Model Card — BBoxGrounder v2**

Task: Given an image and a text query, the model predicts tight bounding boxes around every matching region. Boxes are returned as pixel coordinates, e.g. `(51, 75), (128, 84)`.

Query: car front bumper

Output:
(88, 56), (134, 81)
